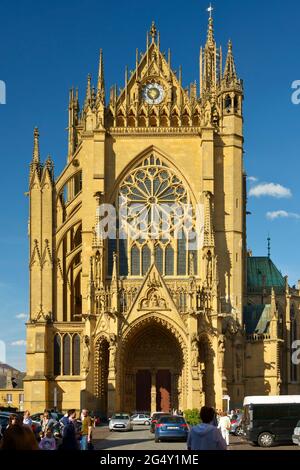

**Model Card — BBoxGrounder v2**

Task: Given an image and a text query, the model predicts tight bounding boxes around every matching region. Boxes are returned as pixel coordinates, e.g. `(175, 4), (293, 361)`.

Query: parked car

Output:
(131, 414), (151, 425)
(0, 412), (10, 439)
(154, 415), (189, 443)
(292, 420), (300, 446)
(109, 413), (132, 432)
(150, 413), (172, 433)
(243, 396), (300, 447)
(230, 414), (244, 436)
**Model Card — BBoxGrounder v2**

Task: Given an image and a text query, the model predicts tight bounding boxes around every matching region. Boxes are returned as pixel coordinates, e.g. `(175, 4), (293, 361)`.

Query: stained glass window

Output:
(72, 334), (81, 376)
(54, 334), (61, 376)
(113, 155), (197, 278)
(177, 236), (187, 276)
(155, 245), (163, 274)
(142, 245), (151, 275)
(165, 245), (174, 276)
(131, 245), (140, 276)
(63, 335), (71, 376)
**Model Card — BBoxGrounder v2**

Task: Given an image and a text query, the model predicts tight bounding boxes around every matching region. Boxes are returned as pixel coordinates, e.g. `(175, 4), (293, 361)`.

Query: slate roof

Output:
(243, 304), (273, 335)
(247, 257), (285, 294)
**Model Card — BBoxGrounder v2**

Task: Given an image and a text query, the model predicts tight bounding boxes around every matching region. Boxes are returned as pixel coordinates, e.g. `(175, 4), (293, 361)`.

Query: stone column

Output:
(151, 369), (157, 414)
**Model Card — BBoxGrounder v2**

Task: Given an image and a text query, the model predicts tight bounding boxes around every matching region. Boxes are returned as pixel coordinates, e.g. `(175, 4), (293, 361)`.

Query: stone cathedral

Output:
(24, 17), (300, 415)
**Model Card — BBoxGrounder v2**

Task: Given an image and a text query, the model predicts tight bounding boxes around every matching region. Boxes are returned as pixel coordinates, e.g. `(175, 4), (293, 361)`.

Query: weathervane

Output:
(207, 3), (214, 18)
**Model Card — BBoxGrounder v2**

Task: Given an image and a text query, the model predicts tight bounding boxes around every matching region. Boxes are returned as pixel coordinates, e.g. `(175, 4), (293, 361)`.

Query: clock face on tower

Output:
(142, 83), (165, 105)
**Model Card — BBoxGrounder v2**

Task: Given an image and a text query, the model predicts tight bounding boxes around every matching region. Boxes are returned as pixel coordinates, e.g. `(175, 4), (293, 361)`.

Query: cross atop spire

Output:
(207, 3), (214, 19)
(206, 4), (215, 47)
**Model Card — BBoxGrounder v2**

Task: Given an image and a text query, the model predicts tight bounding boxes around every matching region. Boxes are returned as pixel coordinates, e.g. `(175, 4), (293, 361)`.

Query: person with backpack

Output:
(187, 407), (227, 451)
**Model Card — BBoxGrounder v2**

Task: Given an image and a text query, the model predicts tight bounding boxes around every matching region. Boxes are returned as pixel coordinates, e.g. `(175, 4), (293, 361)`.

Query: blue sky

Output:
(0, 0), (300, 371)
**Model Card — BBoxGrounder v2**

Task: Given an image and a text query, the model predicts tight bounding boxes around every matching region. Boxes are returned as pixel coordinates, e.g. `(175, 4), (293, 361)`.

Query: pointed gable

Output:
(125, 263), (184, 326)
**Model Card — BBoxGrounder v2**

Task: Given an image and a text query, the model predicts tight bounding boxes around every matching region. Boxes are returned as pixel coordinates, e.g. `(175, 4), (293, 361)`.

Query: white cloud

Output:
(16, 313), (27, 320)
(10, 340), (26, 347)
(249, 183), (292, 199)
(247, 176), (258, 182)
(266, 210), (300, 220)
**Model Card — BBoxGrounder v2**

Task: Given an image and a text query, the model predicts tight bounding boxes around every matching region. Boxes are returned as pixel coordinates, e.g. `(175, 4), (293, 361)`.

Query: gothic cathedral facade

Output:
(24, 18), (300, 414)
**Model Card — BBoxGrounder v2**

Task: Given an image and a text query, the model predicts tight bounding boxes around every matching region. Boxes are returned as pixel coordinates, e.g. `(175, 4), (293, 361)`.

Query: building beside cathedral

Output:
(24, 17), (300, 415)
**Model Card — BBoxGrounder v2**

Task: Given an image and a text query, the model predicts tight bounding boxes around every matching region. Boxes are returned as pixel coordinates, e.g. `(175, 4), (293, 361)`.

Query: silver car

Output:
(131, 414), (151, 425)
(109, 413), (133, 432)
(292, 420), (300, 446)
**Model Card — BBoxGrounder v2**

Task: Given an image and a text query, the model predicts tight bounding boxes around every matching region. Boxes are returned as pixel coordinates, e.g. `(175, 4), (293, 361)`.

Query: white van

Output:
(243, 395), (300, 447)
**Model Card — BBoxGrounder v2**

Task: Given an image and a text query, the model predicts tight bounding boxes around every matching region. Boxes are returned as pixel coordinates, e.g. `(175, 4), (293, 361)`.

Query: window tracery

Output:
(107, 155), (198, 277)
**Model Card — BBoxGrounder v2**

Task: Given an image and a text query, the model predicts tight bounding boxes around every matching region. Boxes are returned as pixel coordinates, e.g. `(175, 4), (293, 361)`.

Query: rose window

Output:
(108, 155), (198, 277)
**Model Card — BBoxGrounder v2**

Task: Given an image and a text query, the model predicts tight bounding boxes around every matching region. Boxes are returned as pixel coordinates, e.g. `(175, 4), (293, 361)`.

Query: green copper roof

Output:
(247, 257), (285, 293)
(243, 304), (272, 335)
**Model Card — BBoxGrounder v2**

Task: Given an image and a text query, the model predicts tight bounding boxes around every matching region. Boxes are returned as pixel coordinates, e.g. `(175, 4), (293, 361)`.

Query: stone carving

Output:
(223, 316), (239, 337)
(206, 251), (213, 288)
(82, 335), (91, 374)
(198, 310), (217, 337)
(217, 335), (226, 371)
(109, 334), (117, 370)
(191, 339), (199, 369)
(204, 101), (212, 126)
(139, 288), (167, 310)
(147, 272), (161, 289)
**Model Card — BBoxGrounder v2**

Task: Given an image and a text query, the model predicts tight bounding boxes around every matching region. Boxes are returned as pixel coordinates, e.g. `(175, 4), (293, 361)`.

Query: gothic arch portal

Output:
(119, 315), (188, 413)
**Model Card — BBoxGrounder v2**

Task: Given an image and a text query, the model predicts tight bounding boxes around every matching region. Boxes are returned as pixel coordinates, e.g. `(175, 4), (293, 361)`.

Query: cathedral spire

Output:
(150, 21), (157, 43)
(97, 49), (105, 104)
(84, 74), (92, 107)
(45, 154), (54, 175)
(206, 12), (215, 48)
(200, 6), (218, 98)
(223, 40), (237, 83)
(32, 127), (40, 164)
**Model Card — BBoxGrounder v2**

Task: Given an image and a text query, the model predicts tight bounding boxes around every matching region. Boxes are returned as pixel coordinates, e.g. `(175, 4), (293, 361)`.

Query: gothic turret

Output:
(30, 127), (41, 181)
(68, 88), (79, 160)
(219, 39), (243, 118)
(200, 14), (222, 101)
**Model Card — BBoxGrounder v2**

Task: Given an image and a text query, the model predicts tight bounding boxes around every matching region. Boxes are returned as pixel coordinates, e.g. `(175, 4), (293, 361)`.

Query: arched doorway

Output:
(121, 319), (185, 414)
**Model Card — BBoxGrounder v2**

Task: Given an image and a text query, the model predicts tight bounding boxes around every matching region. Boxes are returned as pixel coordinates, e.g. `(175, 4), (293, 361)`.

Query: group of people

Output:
(0, 408), (94, 451)
(187, 407), (233, 450)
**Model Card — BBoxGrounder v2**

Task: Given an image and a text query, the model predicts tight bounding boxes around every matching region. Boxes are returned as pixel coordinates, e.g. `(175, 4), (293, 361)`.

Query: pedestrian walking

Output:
(187, 407), (227, 451)
(80, 409), (93, 450)
(218, 411), (231, 446)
